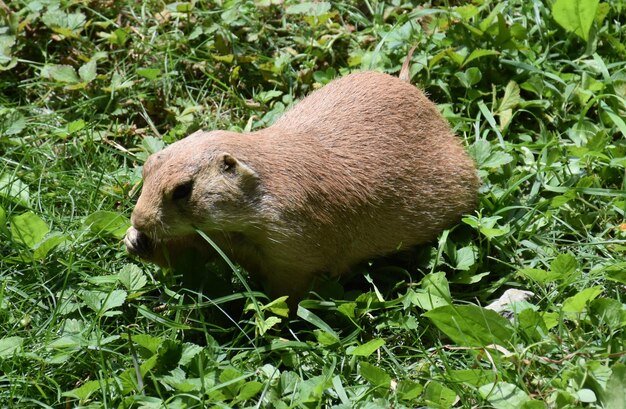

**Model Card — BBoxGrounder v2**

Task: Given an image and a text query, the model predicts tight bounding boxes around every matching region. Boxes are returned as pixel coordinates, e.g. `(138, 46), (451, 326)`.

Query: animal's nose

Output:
(130, 208), (150, 232)
(124, 226), (152, 256)
(130, 211), (140, 229)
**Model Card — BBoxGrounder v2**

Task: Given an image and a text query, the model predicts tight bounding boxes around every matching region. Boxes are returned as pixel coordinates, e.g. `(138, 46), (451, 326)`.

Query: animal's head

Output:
(130, 131), (261, 239)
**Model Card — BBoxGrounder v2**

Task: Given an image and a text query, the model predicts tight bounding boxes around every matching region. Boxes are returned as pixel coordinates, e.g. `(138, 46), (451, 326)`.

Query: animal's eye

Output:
(172, 181), (193, 200)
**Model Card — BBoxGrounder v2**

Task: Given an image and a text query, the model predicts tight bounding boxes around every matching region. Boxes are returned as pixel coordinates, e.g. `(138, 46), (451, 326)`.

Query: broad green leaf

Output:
(61, 318), (84, 334)
(397, 380), (423, 401)
(462, 215), (480, 228)
(550, 253), (577, 277)
(562, 286), (604, 313)
(479, 382), (530, 409)
(313, 67), (337, 84)
(516, 268), (562, 284)
(541, 312), (560, 330)
(219, 367), (246, 399)
(84, 211), (129, 239)
(468, 140), (492, 164)
(127, 333), (163, 354)
(104, 28), (129, 46)
(448, 369), (496, 386)
(551, 191), (575, 207)
(449, 270), (491, 285)
(0, 174), (29, 206)
(422, 272), (451, 302)
(348, 339), (385, 357)
(33, 232), (69, 260)
(606, 269), (626, 285)
(517, 309), (549, 341)
(142, 136), (165, 155)
(86, 275), (118, 286)
(551, 0), (599, 41)
(62, 379), (103, 401)
(40, 64), (80, 83)
(261, 296), (290, 318)
(81, 290), (127, 314)
(359, 362), (391, 388)
(455, 4), (479, 21)
(1, 110), (25, 135)
(455, 67), (482, 88)
(0, 205), (5, 228)
(337, 302), (356, 318)
(155, 339), (183, 374)
(136, 68), (161, 80)
(603, 364), (626, 408)
(101, 290), (127, 313)
(237, 381), (263, 401)
(464, 215), (511, 240)
(296, 374), (328, 403)
(42, 9), (85, 31)
(255, 90), (282, 103)
(423, 381), (458, 407)
(179, 342), (203, 366)
(0, 336), (23, 358)
(11, 211), (49, 248)
(257, 316), (281, 335)
(118, 264), (148, 292)
(408, 290), (450, 311)
(47, 335), (81, 349)
(498, 81), (521, 112)
(576, 388), (597, 403)
(482, 151), (514, 169)
(78, 59), (97, 82)
(423, 305), (514, 347)
(480, 224), (510, 240)
(589, 298), (625, 329)
(314, 329), (338, 345)
(175, 2), (194, 12)
(463, 48), (499, 67)
(67, 119), (85, 133)
(455, 246), (477, 271)
(468, 140), (513, 170)
(0, 35), (15, 60)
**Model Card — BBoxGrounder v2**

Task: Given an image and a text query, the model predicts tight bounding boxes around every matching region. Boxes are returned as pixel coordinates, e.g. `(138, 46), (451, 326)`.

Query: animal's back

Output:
(269, 71), (474, 195)
(272, 71), (447, 152)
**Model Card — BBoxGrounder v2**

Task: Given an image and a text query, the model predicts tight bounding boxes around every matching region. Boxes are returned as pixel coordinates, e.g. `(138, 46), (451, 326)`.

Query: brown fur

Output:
(125, 71), (479, 304)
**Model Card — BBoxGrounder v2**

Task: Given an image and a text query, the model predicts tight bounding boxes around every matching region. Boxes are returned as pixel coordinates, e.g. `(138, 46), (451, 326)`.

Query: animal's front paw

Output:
(124, 226), (153, 258)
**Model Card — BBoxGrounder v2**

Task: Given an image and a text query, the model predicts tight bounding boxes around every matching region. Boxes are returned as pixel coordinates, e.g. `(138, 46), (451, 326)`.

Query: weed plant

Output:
(0, 0), (625, 408)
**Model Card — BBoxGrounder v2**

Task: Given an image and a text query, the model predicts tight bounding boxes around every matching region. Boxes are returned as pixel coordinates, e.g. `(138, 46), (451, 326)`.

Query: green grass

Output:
(1, 0), (625, 408)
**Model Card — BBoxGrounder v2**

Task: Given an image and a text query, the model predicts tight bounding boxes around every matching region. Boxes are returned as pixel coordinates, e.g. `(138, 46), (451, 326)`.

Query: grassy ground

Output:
(1, 0), (625, 408)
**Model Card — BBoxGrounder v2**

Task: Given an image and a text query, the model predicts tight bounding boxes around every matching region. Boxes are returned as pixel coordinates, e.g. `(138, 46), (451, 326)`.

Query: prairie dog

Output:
(124, 71), (479, 304)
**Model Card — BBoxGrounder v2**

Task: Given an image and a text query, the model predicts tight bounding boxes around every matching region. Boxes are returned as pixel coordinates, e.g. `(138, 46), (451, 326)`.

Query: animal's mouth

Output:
(124, 224), (195, 257)
(124, 226), (155, 257)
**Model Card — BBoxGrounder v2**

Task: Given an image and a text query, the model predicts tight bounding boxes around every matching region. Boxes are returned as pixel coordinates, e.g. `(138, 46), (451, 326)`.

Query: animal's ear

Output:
(221, 153), (258, 180)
